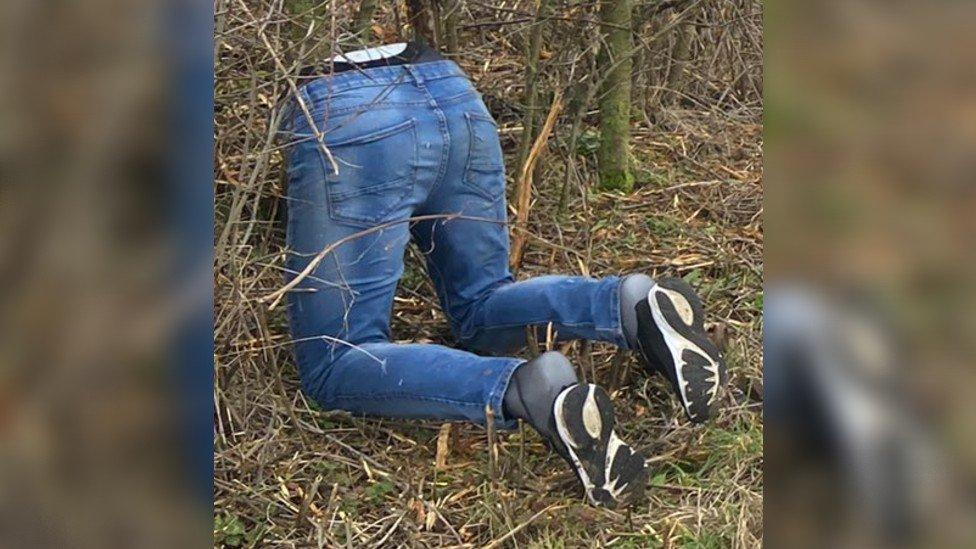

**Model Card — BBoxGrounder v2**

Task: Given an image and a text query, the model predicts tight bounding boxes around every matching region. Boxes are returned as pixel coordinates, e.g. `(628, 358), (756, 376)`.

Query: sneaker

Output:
(634, 277), (727, 423)
(552, 383), (647, 508)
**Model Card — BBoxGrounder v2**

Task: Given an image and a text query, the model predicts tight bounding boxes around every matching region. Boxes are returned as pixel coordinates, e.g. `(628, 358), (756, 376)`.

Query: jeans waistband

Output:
(301, 60), (468, 98)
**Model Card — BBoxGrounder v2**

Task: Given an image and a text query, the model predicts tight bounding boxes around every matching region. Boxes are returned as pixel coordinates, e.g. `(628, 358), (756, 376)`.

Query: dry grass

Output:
(214, 1), (762, 547)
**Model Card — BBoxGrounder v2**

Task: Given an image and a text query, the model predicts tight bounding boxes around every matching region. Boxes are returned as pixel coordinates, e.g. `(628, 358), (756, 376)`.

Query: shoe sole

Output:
(635, 278), (727, 423)
(553, 384), (647, 508)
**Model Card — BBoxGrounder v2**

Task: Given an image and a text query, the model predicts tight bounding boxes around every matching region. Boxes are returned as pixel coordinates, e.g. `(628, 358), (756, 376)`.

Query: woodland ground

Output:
(215, 2), (762, 547)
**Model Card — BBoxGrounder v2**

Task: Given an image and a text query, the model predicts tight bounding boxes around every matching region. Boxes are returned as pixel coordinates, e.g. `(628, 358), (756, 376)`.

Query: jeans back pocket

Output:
(323, 117), (417, 227)
(463, 112), (505, 200)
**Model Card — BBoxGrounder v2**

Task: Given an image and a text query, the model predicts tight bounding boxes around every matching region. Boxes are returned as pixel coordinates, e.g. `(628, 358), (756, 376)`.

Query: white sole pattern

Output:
(647, 284), (722, 415)
(553, 384), (645, 507)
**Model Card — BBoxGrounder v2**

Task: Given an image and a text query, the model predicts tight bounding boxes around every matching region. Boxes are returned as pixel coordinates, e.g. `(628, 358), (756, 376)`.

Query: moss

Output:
(597, 0), (634, 192)
(599, 168), (635, 192)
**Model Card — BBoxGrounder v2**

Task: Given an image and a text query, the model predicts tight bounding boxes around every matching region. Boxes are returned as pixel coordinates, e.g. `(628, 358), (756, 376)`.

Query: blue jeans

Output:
(283, 61), (630, 429)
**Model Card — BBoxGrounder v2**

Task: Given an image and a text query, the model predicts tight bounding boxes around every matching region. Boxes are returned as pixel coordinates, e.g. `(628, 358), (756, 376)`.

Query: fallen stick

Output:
(483, 503), (569, 549)
(510, 91), (563, 271)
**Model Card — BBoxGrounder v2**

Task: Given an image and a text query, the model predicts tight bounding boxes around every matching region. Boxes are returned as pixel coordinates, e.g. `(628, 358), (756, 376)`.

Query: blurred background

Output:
(765, 0), (976, 546)
(0, 0), (213, 547)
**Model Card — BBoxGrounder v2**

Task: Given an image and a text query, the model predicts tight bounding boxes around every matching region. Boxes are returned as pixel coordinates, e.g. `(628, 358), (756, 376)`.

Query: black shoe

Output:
(552, 384), (647, 508)
(634, 277), (727, 423)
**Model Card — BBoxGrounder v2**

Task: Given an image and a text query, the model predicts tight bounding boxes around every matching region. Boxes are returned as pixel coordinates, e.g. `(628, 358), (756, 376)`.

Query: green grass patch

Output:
(214, 513), (247, 548)
(677, 529), (729, 549)
(365, 480), (395, 502)
(646, 215), (682, 237)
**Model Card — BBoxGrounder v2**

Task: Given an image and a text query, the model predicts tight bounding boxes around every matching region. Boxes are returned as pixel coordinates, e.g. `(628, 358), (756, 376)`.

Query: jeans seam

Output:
(319, 120), (418, 228)
(465, 320), (618, 332)
(321, 101), (432, 115)
(293, 103), (435, 134)
(455, 285), (500, 342)
(424, 99), (452, 197)
(424, 254), (461, 330)
(301, 62), (465, 97)
(461, 113), (505, 200)
(488, 359), (524, 430)
(610, 276), (629, 349)
(323, 117), (415, 147)
(332, 393), (482, 407)
(436, 89), (478, 106)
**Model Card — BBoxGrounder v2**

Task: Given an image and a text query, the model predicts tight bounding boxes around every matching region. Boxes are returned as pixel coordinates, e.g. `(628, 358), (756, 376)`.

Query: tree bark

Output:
(407, 0), (438, 47)
(515, 0), (552, 178)
(663, 13), (694, 106)
(597, 0), (634, 192)
(443, 0), (460, 54)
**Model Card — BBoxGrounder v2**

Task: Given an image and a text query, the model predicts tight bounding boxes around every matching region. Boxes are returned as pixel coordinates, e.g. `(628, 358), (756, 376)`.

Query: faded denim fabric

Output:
(282, 61), (629, 428)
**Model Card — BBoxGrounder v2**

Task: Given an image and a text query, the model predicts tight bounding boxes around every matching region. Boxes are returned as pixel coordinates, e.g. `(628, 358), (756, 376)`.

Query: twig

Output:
(510, 91), (563, 271)
(295, 475), (322, 527)
(435, 422), (452, 470)
(484, 404), (498, 487)
(260, 213), (498, 309)
(234, 0), (341, 176)
(482, 503), (568, 549)
(525, 325), (541, 356)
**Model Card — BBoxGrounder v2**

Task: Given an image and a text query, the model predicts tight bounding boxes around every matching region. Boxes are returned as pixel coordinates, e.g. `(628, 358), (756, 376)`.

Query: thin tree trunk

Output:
(515, 0), (552, 177)
(631, 5), (652, 118)
(431, 0), (443, 46)
(597, 0), (634, 192)
(443, 0), (460, 54)
(558, 41), (601, 213)
(407, 0), (437, 47)
(663, 14), (694, 106)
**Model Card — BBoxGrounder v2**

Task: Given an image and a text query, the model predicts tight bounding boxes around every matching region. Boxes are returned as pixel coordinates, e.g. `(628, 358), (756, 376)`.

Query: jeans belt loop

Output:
(404, 63), (424, 86)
